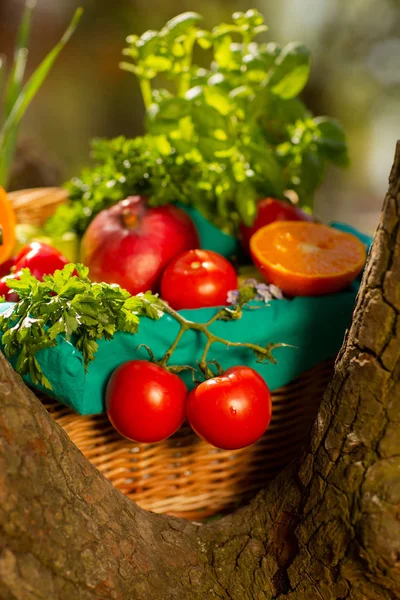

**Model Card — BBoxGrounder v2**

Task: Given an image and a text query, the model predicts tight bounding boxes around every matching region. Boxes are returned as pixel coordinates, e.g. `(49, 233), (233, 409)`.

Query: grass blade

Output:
(15, 0), (36, 52)
(1, 48), (28, 186)
(0, 54), (6, 105)
(4, 0), (36, 118)
(5, 47), (29, 119)
(0, 7), (83, 186)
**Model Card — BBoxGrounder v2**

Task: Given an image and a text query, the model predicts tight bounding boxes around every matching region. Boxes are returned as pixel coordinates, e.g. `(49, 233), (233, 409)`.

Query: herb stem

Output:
(140, 79), (153, 110)
(178, 34), (196, 97)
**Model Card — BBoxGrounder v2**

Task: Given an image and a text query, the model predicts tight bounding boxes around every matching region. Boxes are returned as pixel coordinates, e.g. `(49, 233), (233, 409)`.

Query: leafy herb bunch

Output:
(49, 9), (348, 238)
(0, 265), (162, 388)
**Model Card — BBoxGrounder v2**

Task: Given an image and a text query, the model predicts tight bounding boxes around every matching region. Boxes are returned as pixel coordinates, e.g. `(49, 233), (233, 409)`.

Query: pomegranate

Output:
(80, 196), (200, 295)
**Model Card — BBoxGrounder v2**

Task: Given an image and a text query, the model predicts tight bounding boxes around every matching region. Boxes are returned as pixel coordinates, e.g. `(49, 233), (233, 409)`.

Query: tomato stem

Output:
(141, 298), (283, 379)
(160, 325), (187, 367)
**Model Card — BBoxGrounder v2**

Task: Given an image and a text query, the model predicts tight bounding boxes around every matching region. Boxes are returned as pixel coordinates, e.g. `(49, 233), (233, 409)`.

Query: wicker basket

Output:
(8, 187), (334, 520)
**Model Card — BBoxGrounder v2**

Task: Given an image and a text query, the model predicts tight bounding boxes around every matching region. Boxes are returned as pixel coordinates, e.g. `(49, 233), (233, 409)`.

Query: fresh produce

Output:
(80, 196), (199, 295)
(0, 242), (70, 303)
(47, 10), (348, 238)
(13, 242), (69, 280)
(0, 188), (16, 264)
(160, 249), (238, 310)
(186, 366), (272, 450)
(106, 361), (188, 443)
(239, 197), (312, 253)
(250, 222), (367, 296)
(0, 263), (281, 390)
(0, 274), (19, 303)
(15, 224), (80, 263)
(0, 257), (15, 279)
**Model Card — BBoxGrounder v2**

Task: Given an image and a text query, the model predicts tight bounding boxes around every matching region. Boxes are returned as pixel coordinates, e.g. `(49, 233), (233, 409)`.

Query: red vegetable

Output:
(186, 366), (272, 450)
(0, 273), (20, 302)
(160, 249), (238, 310)
(240, 197), (312, 253)
(14, 242), (69, 280)
(81, 196), (199, 296)
(106, 360), (188, 443)
(0, 257), (15, 279)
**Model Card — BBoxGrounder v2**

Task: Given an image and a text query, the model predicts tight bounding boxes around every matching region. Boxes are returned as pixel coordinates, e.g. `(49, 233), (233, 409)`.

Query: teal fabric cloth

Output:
(0, 221), (372, 416)
(177, 203), (239, 258)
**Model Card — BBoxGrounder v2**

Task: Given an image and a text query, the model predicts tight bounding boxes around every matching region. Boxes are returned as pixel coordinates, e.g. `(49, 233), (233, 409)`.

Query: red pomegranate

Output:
(81, 196), (200, 295)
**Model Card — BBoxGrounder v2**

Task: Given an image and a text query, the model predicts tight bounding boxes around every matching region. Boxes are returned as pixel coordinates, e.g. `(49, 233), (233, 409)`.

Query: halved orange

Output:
(250, 221), (367, 296)
(0, 187), (16, 264)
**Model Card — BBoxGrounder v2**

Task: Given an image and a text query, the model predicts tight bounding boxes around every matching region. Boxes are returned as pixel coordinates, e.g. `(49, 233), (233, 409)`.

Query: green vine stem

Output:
(143, 298), (283, 378)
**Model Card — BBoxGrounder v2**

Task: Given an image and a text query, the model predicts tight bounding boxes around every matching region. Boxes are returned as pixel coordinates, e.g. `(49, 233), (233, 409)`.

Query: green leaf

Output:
(197, 136), (233, 160)
(246, 142), (285, 195)
(203, 85), (233, 115)
(270, 42), (311, 99)
(135, 30), (160, 60)
(235, 180), (258, 226)
(142, 55), (172, 72)
(162, 12), (202, 36)
(214, 35), (233, 68)
(196, 30), (212, 50)
(293, 150), (326, 209)
(212, 24), (239, 41)
(150, 97), (190, 121)
(191, 103), (227, 132)
(313, 116), (349, 166)
(233, 9), (265, 28)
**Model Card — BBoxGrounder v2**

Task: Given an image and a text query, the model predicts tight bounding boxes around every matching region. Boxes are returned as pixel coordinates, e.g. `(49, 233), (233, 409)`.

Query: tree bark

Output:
(1, 145), (400, 600)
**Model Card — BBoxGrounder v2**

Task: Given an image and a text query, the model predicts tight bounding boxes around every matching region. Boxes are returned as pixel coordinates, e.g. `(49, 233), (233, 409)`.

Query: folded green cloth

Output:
(0, 222), (371, 415)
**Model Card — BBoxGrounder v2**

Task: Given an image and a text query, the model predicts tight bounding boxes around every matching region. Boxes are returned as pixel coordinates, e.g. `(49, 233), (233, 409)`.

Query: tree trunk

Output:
(1, 145), (400, 600)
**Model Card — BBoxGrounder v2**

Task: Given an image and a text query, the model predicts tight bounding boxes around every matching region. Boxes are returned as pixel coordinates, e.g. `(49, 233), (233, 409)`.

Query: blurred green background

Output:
(1, 0), (400, 234)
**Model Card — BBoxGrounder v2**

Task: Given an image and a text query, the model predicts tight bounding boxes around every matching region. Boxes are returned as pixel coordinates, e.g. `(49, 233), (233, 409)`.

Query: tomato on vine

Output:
(186, 366), (272, 450)
(106, 360), (188, 443)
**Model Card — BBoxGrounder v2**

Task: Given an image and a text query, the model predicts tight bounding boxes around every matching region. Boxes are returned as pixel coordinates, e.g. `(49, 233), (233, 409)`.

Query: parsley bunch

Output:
(0, 264), (162, 389)
(48, 9), (348, 238)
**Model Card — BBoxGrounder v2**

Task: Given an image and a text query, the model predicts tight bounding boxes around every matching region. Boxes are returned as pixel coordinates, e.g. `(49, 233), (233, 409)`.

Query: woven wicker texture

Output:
(8, 187), (333, 519)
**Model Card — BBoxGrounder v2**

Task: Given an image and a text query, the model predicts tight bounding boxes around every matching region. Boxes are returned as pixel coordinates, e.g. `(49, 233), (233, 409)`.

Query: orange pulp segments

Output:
(250, 221), (367, 296)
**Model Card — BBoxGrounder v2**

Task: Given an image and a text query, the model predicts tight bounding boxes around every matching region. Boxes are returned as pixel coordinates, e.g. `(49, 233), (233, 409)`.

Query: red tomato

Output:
(106, 360), (188, 443)
(0, 257), (15, 279)
(186, 366), (272, 450)
(240, 197), (312, 253)
(160, 249), (238, 310)
(14, 242), (69, 280)
(0, 273), (20, 302)
(81, 196), (199, 296)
